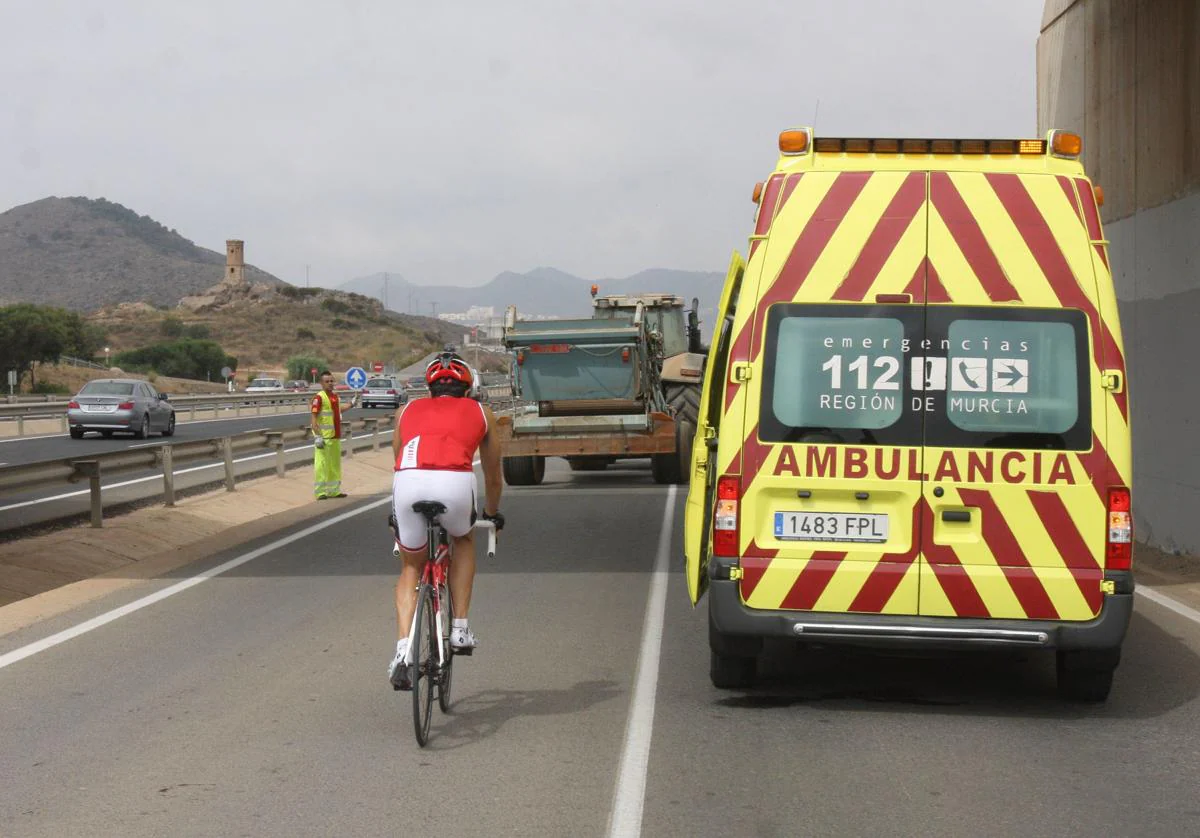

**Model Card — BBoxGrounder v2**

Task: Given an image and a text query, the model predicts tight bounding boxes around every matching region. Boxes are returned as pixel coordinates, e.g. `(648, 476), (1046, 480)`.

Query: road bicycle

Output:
(392, 502), (497, 747)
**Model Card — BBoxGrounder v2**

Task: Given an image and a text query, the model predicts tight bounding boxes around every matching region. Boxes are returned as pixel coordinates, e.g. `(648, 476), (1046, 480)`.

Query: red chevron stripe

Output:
(1074, 177), (1110, 270)
(779, 173), (803, 210)
(957, 488), (1059, 620)
(740, 541), (777, 601)
(1026, 490), (1100, 571)
(1057, 175), (1083, 223)
(748, 174), (786, 261)
(905, 255), (952, 302)
(833, 172), (926, 301)
(848, 504), (922, 613)
(930, 172), (1021, 302)
(1027, 489), (1103, 608)
(1076, 430), (1123, 504)
(985, 173), (1129, 422)
(920, 499), (991, 617)
(780, 551), (846, 610)
(726, 172), (872, 379)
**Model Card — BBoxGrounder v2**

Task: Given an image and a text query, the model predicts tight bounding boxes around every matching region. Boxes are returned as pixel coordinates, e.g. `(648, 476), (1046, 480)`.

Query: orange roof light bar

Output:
(778, 129), (811, 155)
(804, 137), (1052, 155)
(1051, 130), (1082, 158)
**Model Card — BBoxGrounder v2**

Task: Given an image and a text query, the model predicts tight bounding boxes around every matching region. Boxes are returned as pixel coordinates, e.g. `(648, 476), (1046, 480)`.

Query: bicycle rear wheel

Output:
(412, 583), (436, 747)
(436, 581), (454, 713)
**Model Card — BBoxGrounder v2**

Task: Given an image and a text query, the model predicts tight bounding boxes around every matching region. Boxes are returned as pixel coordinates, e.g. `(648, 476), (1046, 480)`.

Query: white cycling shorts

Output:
(391, 468), (477, 552)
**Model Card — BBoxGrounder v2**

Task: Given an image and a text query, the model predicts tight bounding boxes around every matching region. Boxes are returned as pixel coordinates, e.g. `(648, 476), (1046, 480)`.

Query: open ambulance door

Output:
(685, 250), (746, 604)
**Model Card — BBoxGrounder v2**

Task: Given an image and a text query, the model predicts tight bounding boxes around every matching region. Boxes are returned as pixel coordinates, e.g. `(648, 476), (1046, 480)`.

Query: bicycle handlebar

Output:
(473, 519), (497, 559)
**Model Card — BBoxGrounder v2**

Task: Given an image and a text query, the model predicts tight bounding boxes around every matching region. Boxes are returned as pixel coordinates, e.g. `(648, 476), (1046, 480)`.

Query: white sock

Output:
(452, 618), (468, 630)
(396, 638), (408, 654)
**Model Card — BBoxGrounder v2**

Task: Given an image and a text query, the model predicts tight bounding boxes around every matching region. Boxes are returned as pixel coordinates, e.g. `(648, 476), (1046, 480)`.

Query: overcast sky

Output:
(2, 0), (1046, 288)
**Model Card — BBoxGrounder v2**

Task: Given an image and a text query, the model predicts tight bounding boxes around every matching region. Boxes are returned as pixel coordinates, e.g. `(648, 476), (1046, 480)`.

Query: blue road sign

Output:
(345, 366), (367, 389)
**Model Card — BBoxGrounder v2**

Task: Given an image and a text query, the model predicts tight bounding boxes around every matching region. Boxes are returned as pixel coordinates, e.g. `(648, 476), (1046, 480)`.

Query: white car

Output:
(245, 378), (285, 393)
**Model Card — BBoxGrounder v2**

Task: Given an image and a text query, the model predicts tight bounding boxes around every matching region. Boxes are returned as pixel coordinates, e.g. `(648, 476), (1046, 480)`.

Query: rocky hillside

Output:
(90, 282), (466, 373)
(0, 197), (282, 311)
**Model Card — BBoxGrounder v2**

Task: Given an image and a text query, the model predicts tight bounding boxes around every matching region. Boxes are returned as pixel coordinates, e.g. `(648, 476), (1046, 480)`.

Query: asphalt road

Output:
(2, 459), (1200, 836)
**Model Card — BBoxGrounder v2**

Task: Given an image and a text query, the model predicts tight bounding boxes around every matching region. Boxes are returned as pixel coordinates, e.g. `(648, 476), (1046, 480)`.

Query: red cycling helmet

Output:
(425, 352), (473, 387)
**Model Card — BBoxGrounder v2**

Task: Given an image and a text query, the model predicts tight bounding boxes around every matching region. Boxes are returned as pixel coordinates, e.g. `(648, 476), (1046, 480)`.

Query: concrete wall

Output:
(1038, 0), (1200, 553)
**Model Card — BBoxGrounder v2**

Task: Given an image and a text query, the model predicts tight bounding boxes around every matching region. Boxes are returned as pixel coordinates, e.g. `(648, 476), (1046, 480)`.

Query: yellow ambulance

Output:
(684, 129), (1133, 702)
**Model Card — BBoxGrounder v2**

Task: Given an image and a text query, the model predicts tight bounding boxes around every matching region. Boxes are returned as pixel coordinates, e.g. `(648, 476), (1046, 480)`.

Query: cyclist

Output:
(388, 352), (504, 688)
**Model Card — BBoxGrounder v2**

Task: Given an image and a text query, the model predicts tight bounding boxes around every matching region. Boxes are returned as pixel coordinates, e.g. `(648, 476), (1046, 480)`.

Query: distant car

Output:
(287, 380), (311, 392)
(67, 378), (176, 439)
(245, 378), (285, 393)
(362, 377), (405, 409)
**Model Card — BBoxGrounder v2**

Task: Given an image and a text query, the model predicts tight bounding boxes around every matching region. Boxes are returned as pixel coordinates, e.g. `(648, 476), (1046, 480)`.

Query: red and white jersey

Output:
(394, 396), (487, 472)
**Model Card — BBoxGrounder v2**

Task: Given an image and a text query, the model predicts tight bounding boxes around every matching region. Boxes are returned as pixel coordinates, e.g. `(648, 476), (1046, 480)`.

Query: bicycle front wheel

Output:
(437, 581), (454, 713)
(412, 583), (436, 747)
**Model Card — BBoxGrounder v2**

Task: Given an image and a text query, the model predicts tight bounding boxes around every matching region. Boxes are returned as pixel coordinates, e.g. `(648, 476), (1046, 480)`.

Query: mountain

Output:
(340, 266), (727, 320)
(0, 197), (283, 311)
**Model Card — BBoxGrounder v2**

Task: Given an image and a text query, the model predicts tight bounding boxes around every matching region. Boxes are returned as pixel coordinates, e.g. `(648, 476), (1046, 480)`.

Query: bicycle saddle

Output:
(411, 500), (447, 520)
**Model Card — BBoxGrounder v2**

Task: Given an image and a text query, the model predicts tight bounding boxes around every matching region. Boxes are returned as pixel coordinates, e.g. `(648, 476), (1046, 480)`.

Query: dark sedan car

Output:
(67, 378), (176, 439)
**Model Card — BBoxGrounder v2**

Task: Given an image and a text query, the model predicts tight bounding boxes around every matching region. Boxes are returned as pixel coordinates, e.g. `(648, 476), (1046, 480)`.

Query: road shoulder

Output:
(0, 448), (395, 638)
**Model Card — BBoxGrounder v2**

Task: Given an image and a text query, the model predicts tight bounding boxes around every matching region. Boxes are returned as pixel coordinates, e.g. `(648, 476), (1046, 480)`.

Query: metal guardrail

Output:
(0, 416), (394, 528)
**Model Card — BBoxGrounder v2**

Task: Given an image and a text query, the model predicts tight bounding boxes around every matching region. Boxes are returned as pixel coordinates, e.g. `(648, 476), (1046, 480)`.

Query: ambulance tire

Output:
(503, 455), (545, 486)
(1055, 648), (1119, 702)
(710, 649), (757, 689)
(709, 616), (759, 689)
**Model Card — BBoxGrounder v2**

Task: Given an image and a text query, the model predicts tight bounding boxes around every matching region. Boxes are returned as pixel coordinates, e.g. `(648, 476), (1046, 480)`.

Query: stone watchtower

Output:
(225, 240), (246, 286)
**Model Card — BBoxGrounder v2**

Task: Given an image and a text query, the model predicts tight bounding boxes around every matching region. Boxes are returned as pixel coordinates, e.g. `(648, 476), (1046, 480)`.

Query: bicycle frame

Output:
(400, 518), (497, 671)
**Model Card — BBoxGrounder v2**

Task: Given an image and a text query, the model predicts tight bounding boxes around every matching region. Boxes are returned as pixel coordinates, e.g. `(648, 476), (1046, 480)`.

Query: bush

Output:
(279, 285), (321, 300)
(113, 338), (236, 381)
(31, 381), (70, 395)
(160, 315), (184, 338)
(286, 354), (327, 381)
(321, 298), (351, 315)
(296, 327), (315, 340)
(184, 323), (210, 339)
(331, 318), (358, 330)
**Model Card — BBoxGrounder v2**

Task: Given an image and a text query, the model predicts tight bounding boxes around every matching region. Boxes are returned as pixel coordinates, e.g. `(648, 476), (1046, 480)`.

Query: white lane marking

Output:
(1138, 586), (1200, 626)
(608, 484), (677, 838)
(0, 432), (391, 514)
(0, 498), (390, 672)
(0, 434), (64, 444)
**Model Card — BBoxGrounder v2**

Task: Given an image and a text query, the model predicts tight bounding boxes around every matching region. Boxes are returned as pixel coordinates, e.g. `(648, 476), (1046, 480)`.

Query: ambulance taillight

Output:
(713, 475), (741, 557)
(1106, 487), (1133, 570)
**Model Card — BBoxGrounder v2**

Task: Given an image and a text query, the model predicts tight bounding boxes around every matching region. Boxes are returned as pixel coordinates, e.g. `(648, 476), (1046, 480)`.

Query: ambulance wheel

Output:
(710, 649), (756, 689)
(503, 455), (545, 486)
(1056, 649), (1119, 703)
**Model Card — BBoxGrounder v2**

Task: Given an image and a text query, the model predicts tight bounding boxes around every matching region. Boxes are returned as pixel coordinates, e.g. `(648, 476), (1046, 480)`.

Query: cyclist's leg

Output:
(449, 530), (477, 619)
(391, 470), (432, 641)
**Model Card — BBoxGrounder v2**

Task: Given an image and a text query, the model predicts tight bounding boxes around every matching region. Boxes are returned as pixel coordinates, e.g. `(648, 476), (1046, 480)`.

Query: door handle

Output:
(941, 510), (971, 523)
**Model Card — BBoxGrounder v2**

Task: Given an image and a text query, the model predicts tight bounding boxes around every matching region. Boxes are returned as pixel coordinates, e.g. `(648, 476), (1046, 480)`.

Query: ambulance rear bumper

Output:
(708, 572), (1133, 653)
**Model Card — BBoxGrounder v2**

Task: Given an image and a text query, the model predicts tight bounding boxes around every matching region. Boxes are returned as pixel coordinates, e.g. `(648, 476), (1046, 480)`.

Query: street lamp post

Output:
(104, 346), (110, 367)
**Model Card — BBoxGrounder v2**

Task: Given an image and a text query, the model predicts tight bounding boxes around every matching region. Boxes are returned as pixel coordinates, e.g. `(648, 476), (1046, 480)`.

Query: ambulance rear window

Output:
(758, 304), (1091, 450)
(926, 310), (1090, 450)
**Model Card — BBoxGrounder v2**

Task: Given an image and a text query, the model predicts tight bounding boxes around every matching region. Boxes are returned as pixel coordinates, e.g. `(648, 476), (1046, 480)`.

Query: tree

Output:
(114, 339), (237, 381)
(287, 354), (327, 382)
(0, 304), (102, 390)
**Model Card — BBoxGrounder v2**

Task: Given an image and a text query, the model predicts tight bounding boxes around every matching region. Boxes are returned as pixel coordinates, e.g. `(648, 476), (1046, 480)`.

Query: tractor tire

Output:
(651, 417), (695, 485)
(665, 383), (701, 425)
(503, 455), (545, 486)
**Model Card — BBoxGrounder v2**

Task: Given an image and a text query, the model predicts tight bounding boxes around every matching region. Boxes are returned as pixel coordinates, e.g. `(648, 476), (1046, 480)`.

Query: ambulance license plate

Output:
(774, 511), (889, 543)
